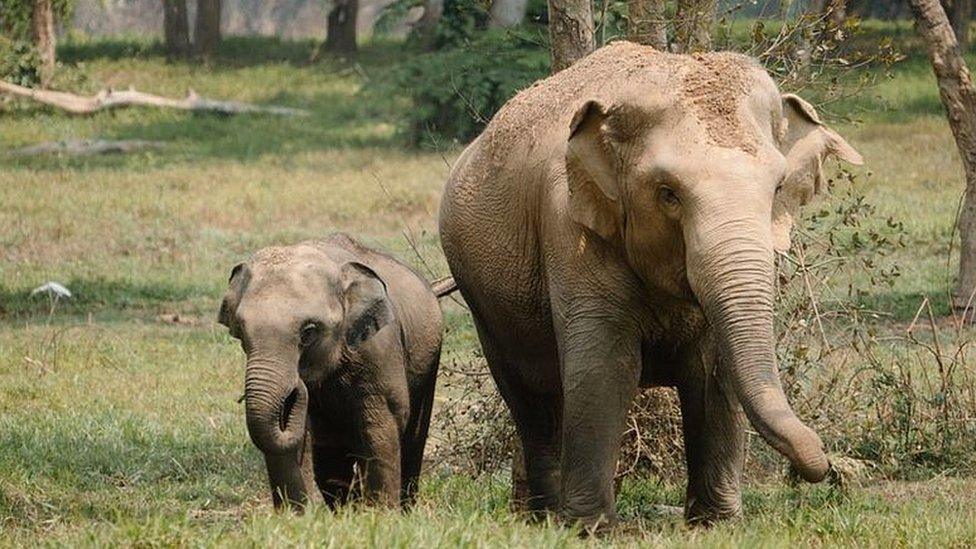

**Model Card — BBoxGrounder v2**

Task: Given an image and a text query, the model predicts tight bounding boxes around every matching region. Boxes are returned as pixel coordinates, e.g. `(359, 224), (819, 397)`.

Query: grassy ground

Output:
(1, 24), (976, 546)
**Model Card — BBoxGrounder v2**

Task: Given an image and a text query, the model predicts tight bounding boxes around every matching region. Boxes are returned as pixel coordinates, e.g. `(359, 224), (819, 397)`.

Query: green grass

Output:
(2, 23), (976, 545)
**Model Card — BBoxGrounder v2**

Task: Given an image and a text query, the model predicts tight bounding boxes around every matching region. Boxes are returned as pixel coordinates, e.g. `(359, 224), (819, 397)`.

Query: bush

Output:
(0, 36), (41, 86)
(386, 29), (549, 147)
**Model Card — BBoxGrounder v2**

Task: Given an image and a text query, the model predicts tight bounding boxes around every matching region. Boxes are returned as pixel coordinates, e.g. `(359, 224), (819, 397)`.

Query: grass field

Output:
(2, 24), (976, 546)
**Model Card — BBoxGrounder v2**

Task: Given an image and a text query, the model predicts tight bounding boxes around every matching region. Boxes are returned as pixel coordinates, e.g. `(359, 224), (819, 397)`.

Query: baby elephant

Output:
(218, 234), (447, 509)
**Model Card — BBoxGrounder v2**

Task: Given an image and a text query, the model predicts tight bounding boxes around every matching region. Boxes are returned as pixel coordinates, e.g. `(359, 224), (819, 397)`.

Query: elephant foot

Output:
(684, 495), (742, 526)
(561, 500), (618, 535)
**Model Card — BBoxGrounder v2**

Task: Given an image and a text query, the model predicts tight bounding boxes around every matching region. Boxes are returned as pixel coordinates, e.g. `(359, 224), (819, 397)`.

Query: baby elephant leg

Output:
(358, 395), (403, 506)
(312, 444), (357, 509)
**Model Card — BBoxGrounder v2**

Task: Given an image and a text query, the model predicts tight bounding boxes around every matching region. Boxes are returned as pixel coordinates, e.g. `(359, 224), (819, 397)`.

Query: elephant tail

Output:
(430, 276), (458, 299)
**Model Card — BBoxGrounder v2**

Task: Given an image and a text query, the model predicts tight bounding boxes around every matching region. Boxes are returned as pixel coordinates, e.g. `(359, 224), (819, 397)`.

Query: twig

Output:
(796, 244), (830, 351)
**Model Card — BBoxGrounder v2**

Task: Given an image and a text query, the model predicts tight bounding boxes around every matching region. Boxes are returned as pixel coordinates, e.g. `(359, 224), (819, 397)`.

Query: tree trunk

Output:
(945, 0), (972, 49)
(908, 0), (976, 313)
(673, 0), (715, 53)
(326, 0), (359, 54)
(163, 0), (190, 60)
(415, 0), (444, 50)
(194, 0), (222, 59)
(490, 0), (529, 28)
(627, 0), (667, 50)
(547, 0), (595, 73)
(31, 0), (56, 88)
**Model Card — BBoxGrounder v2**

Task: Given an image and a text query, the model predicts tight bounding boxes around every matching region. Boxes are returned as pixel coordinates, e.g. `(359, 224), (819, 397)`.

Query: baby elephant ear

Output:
(773, 94), (864, 252)
(218, 263), (246, 337)
(340, 262), (394, 346)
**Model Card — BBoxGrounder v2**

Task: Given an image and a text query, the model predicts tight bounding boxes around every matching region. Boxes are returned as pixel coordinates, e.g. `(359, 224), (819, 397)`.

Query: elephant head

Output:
(564, 53), (862, 482)
(218, 244), (394, 508)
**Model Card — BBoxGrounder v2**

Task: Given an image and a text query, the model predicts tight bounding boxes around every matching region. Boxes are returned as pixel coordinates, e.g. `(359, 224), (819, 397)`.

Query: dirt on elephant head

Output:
(251, 246), (298, 269)
(481, 41), (763, 158)
(678, 52), (760, 155)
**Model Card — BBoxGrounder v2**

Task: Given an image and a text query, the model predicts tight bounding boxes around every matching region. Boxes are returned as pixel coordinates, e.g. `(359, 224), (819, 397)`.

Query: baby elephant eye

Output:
(299, 322), (321, 348)
(657, 185), (680, 209)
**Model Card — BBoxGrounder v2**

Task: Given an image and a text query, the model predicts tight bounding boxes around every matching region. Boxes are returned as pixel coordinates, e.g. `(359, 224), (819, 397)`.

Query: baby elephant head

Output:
(217, 243), (394, 508)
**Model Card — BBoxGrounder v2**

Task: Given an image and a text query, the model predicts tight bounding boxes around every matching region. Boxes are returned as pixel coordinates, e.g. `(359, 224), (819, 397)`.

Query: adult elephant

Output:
(439, 42), (862, 526)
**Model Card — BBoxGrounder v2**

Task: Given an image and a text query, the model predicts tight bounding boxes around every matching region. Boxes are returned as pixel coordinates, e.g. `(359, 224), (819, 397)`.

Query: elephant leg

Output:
(473, 318), (561, 516)
(557, 321), (641, 528)
(676, 355), (746, 524)
(312, 444), (357, 509)
(357, 395), (402, 506)
(400, 363), (438, 506)
(506, 386), (562, 516)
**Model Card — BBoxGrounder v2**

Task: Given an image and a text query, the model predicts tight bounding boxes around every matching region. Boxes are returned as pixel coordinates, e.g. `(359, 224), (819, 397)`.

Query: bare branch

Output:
(0, 80), (309, 117)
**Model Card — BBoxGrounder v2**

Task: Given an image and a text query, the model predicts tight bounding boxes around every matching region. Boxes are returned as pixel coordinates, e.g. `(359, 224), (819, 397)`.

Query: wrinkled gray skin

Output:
(218, 234), (442, 509)
(439, 42), (862, 526)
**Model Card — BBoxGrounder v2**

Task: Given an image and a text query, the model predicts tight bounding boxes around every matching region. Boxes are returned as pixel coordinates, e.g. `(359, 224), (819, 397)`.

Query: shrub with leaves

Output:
(383, 28), (549, 147)
(0, 35), (41, 86)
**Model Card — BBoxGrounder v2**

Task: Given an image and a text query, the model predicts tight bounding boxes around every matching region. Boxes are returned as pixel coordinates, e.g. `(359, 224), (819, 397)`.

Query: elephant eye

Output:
(657, 185), (681, 209)
(775, 177), (786, 195)
(299, 322), (322, 348)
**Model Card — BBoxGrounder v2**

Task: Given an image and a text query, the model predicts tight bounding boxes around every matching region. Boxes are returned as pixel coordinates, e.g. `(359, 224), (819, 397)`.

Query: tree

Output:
(326, 0), (359, 54)
(547, 0), (595, 73)
(31, 0), (55, 88)
(162, 0), (190, 60)
(194, 0), (222, 59)
(627, 0), (667, 50)
(414, 0), (443, 50)
(489, 0), (529, 28)
(673, 0), (714, 53)
(944, 0), (972, 49)
(908, 0), (976, 313)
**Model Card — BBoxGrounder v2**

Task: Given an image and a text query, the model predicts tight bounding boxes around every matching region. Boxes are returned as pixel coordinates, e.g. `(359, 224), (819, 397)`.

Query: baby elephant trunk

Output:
(244, 354), (309, 509)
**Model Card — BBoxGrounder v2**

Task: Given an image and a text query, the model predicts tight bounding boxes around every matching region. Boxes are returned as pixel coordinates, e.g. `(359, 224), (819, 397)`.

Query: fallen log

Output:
(0, 80), (309, 117)
(8, 139), (165, 156)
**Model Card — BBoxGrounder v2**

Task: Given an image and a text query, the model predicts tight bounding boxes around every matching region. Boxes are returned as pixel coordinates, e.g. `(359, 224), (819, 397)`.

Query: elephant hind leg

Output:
(507, 387), (562, 517)
(677, 356), (746, 524)
(400, 360), (439, 507)
(472, 318), (562, 517)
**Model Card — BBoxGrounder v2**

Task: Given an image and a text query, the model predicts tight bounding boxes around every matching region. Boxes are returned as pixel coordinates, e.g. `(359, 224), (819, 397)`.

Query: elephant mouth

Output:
(278, 386), (301, 432)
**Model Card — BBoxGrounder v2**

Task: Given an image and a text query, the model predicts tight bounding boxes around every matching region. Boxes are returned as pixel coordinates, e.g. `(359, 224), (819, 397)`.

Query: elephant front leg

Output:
(677, 355), (747, 524)
(357, 395), (402, 506)
(558, 322), (641, 528)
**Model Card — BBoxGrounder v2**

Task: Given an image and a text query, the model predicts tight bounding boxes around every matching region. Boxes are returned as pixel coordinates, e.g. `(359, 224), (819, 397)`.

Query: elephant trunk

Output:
(686, 220), (829, 483)
(243, 352), (309, 509)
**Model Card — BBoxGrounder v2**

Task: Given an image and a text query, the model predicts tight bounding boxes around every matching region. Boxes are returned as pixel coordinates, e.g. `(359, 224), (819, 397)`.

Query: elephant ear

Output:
(566, 100), (625, 241)
(773, 94), (864, 252)
(217, 263), (248, 339)
(340, 262), (394, 347)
